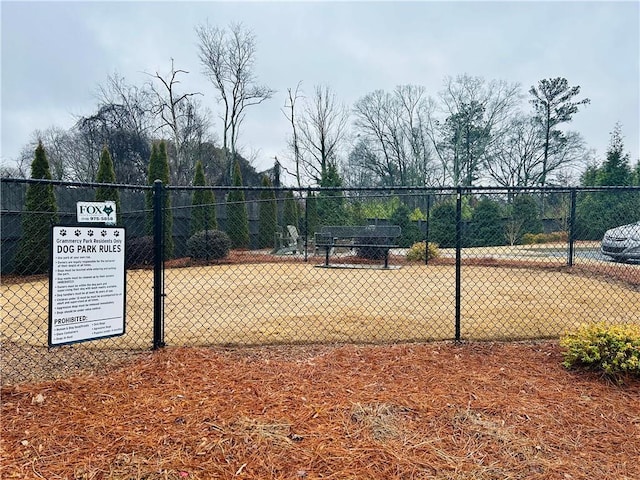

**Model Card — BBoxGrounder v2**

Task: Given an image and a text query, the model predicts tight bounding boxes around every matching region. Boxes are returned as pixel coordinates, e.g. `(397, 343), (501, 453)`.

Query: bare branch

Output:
(196, 21), (275, 184)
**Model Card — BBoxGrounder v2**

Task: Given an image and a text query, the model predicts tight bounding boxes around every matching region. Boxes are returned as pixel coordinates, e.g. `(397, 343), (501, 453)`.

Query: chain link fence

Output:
(2, 179), (639, 384)
(1, 179), (154, 384)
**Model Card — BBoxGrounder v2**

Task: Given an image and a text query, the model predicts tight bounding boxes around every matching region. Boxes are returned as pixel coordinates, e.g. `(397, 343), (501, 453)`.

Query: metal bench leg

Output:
(325, 247), (330, 266)
(384, 249), (389, 268)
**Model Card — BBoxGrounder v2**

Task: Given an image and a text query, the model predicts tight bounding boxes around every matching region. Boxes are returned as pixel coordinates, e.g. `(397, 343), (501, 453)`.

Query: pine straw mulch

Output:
(2, 341), (639, 480)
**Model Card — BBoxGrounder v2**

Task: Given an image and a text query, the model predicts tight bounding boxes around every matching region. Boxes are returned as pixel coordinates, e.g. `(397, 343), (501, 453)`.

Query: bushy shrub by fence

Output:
(561, 322), (640, 382)
(406, 242), (439, 262)
(186, 230), (231, 260)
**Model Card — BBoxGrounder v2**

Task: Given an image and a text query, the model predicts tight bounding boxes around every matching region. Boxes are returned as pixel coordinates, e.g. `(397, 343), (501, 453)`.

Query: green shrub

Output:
(560, 322), (640, 382)
(409, 207), (426, 221)
(521, 231), (568, 245)
(406, 242), (439, 262)
(126, 236), (155, 268)
(187, 230), (231, 260)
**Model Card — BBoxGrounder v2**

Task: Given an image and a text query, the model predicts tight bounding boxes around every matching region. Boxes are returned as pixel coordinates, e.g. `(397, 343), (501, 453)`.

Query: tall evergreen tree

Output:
(442, 100), (489, 186)
(190, 160), (217, 235)
(14, 141), (58, 274)
(145, 143), (159, 235)
(283, 191), (300, 229)
(317, 163), (346, 226)
(304, 192), (319, 236)
(95, 146), (121, 224)
(511, 194), (542, 238)
(226, 160), (250, 248)
(576, 125), (638, 239)
(529, 77), (590, 187)
(596, 123), (632, 186)
(390, 202), (422, 247)
(470, 198), (504, 247)
(580, 164), (599, 187)
(258, 176), (277, 248)
(429, 201), (457, 248)
(145, 141), (174, 258)
(632, 161), (640, 186)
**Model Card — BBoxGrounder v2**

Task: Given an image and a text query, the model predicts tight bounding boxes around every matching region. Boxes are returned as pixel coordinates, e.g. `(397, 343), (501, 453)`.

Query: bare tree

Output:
(282, 81), (304, 188)
(351, 85), (436, 187)
(30, 127), (72, 180)
(296, 85), (349, 185)
(196, 22), (275, 184)
(0, 161), (25, 178)
(176, 97), (216, 184)
(95, 74), (155, 137)
(2, 146), (30, 178)
(147, 59), (204, 185)
(11, 128), (91, 181)
(352, 89), (395, 185)
(484, 114), (543, 188)
(485, 113), (587, 188)
(396, 85), (436, 186)
(428, 75), (521, 186)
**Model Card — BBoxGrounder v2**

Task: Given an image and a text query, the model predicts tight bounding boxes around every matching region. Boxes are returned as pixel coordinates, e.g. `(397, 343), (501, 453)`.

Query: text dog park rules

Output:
(49, 225), (126, 346)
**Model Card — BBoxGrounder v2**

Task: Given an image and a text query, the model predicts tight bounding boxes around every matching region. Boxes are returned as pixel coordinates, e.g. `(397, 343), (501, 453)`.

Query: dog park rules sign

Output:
(49, 225), (126, 346)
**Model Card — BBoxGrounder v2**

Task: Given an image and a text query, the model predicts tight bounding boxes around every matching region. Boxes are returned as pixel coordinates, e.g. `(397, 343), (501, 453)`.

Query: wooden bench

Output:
(314, 225), (401, 268)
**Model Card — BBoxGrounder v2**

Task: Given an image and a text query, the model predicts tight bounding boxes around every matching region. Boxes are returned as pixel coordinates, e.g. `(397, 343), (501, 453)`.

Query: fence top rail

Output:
(166, 185), (640, 194)
(3, 177), (639, 194)
(0, 177), (152, 190)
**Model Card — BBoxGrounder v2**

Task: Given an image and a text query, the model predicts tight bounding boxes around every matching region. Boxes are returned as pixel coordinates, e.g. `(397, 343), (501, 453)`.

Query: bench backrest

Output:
(318, 225), (401, 239)
(286, 225), (299, 242)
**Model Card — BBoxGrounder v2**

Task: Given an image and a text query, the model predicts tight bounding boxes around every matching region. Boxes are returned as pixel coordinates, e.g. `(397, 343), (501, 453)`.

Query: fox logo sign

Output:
(76, 201), (117, 224)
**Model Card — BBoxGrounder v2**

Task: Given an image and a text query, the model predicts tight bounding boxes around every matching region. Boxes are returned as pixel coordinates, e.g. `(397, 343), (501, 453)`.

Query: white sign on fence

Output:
(49, 225), (126, 346)
(76, 201), (117, 225)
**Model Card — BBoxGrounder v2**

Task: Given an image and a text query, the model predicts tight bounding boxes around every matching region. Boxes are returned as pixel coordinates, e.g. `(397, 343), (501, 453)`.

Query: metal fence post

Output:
(455, 187), (462, 342)
(304, 188), (310, 262)
(153, 179), (165, 349)
(567, 188), (577, 267)
(425, 194), (431, 266)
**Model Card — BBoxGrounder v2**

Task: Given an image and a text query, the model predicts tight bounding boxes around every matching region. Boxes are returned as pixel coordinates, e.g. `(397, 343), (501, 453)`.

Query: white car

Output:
(600, 221), (640, 262)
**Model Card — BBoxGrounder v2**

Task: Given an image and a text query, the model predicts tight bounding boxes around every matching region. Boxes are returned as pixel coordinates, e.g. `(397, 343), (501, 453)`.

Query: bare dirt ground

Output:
(2, 341), (639, 479)
(3, 256), (638, 350)
(2, 249), (638, 385)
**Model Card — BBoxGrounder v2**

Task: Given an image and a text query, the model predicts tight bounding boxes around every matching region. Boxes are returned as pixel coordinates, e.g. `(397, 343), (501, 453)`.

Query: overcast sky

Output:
(2, 0), (639, 176)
